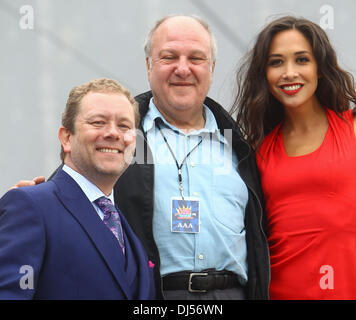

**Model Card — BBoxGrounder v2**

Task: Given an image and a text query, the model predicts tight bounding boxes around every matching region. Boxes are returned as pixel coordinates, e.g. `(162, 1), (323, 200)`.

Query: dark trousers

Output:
(163, 287), (246, 300)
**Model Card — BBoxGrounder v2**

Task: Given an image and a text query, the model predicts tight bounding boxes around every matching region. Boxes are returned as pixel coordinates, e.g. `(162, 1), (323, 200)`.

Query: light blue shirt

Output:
(62, 164), (115, 221)
(142, 99), (249, 284)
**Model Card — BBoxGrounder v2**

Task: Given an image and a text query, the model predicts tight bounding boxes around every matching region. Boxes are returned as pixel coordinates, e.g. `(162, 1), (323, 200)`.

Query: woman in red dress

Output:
(233, 16), (356, 299)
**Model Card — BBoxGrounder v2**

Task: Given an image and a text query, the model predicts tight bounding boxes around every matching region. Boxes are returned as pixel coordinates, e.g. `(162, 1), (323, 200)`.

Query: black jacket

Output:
(114, 91), (270, 299)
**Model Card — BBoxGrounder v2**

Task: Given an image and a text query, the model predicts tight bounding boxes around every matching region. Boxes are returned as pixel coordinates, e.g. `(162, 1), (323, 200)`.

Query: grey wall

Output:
(1, 0), (355, 196)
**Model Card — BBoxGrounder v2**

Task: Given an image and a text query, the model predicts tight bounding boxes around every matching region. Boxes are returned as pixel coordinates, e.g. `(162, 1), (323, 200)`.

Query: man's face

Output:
(147, 16), (215, 118)
(61, 91), (136, 184)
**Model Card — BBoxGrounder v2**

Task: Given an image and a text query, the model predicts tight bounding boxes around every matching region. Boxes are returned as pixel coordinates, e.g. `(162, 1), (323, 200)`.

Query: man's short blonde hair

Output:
(60, 78), (139, 161)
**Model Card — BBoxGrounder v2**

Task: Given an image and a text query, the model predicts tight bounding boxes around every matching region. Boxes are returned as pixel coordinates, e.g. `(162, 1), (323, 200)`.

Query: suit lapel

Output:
(119, 212), (153, 299)
(51, 169), (132, 299)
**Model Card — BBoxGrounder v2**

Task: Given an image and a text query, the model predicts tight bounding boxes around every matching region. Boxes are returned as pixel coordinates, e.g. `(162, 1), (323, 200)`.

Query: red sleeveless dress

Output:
(257, 109), (356, 299)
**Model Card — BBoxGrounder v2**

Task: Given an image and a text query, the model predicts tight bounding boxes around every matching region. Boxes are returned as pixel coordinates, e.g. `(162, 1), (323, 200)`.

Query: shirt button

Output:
(191, 162), (195, 167)
(198, 254), (204, 260)
(193, 192), (198, 197)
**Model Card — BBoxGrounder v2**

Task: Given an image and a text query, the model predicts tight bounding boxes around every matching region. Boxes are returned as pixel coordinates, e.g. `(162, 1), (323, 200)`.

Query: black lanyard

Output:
(155, 120), (206, 200)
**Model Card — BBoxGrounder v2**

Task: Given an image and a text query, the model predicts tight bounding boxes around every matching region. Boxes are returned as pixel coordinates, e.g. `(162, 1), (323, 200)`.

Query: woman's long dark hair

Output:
(232, 16), (356, 150)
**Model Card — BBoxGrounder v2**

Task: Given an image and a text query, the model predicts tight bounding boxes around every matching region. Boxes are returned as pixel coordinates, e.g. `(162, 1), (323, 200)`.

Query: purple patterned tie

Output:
(95, 196), (125, 255)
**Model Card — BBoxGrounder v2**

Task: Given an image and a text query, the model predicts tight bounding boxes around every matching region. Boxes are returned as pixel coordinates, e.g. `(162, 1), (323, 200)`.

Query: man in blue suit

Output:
(0, 78), (155, 300)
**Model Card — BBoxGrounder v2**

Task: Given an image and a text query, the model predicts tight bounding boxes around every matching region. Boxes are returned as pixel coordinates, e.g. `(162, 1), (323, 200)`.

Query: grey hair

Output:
(144, 14), (217, 64)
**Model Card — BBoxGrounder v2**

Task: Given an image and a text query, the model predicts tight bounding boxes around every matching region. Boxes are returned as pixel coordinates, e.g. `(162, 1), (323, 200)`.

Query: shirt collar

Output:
(62, 164), (115, 204)
(142, 98), (226, 143)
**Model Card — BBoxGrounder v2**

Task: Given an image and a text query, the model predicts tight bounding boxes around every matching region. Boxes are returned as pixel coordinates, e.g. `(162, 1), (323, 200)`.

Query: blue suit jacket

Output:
(0, 169), (155, 300)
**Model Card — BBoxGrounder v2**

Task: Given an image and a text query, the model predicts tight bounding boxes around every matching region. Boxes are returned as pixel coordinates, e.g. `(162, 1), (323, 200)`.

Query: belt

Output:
(162, 269), (241, 293)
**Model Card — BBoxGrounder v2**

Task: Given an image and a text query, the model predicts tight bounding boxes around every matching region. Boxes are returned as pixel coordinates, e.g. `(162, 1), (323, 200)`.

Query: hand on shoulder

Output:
(9, 176), (46, 191)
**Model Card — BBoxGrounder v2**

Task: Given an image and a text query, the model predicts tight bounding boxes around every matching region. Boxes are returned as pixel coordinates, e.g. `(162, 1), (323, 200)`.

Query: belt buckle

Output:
(188, 272), (208, 293)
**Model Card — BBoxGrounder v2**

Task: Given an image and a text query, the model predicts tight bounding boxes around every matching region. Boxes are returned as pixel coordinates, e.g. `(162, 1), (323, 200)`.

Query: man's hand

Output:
(10, 176), (46, 190)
